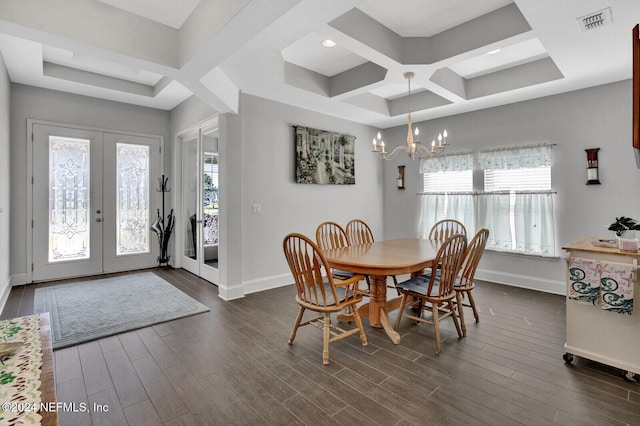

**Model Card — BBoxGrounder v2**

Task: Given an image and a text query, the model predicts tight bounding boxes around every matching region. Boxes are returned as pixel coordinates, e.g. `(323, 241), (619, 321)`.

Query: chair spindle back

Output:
(429, 219), (467, 242)
(316, 221), (349, 251)
(427, 234), (467, 298)
(283, 233), (339, 308)
(458, 229), (489, 289)
(346, 219), (374, 245)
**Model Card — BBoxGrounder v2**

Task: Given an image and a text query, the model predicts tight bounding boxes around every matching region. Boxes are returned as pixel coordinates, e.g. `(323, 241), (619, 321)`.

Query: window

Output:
(423, 169), (473, 217)
(420, 145), (556, 257)
(484, 165), (551, 251)
(418, 153), (474, 237)
(482, 166), (553, 255)
(478, 145), (555, 256)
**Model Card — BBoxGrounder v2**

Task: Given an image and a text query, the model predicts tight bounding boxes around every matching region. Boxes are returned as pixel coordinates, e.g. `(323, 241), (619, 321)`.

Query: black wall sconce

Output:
(397, 165), (405, 189)
(585, 148), (601, 185)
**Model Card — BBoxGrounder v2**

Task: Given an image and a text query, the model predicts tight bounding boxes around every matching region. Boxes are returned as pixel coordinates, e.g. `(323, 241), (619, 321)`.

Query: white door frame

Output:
(26, 119), (164, 283)
(175, 128), (200, 275)
(173, 115), (220, 285)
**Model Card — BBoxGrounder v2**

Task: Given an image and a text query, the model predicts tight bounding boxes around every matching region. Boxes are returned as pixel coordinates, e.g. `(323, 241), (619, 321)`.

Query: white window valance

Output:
(477, 144), (552, 170)
(420, 152), (473, 173)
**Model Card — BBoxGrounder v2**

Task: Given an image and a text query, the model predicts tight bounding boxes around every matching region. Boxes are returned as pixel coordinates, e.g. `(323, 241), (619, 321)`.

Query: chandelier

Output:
(372, 72), (448, 160)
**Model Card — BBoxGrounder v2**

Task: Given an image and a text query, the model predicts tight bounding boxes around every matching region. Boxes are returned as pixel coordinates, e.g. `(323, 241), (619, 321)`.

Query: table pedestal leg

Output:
(369, 275), (401, 344)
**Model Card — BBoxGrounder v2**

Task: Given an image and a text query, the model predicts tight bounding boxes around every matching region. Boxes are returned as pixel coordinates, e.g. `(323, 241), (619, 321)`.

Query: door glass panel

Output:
(48, 136), (90, 262)
(116, 143), (150, 255)
(203, 152), (219, 246)
(182, 139), (198, 259)
(203, 151), (219, 268)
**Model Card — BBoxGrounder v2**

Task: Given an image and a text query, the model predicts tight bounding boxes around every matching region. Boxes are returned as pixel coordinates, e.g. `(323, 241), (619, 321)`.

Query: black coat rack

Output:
(151, 174), (174, 266)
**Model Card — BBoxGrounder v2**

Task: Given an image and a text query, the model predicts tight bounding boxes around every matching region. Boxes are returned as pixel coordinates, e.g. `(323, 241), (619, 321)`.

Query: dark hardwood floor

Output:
(2, 268), (639, 425)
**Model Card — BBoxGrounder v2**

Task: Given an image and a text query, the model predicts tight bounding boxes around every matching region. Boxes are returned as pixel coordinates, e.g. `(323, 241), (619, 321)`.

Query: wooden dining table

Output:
(323, 238), (441, 344)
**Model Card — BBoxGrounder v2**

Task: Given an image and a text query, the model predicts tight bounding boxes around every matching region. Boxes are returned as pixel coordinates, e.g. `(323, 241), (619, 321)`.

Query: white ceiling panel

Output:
(449, 38), (549, 79)
(42, 46), (164, 86)
(97, 0), (202, 29)
(281, 32), (368, 77)
(358, 0), (514, 37)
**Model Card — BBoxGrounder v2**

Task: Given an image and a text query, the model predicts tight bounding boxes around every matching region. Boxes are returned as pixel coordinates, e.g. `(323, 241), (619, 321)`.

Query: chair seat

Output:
(322, 281), (356, 305)
(428, 269), (441, 280)
(296, 279), (361, 307)
(333, 269), (356, 279)
(410, 269), (474, 292)
(395, 275), (440, 297)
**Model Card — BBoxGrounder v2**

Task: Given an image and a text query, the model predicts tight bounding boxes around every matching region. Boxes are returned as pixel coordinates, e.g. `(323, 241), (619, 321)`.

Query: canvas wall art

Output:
(294, 126), (356, 185)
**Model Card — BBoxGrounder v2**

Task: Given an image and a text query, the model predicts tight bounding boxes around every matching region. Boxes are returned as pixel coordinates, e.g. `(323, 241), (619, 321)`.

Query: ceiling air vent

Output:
(577, 7), (612, 31)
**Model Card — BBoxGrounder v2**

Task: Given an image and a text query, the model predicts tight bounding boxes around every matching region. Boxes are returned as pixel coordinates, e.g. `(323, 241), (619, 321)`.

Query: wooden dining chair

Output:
(394, 234), (467, 354)
(454, 228), (489, 336)
(283, 233), (368, 365)
(345, 219), (374, 246)
(346, 219), (399, 289)
(316, 221), (356, 281)
(429, 219), (467, 241)
(316, 221), (349, 250)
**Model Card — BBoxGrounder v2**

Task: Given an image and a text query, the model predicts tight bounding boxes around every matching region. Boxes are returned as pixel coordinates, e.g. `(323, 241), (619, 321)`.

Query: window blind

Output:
(423, 170), (473, 193)
(484, 167), (551, 191)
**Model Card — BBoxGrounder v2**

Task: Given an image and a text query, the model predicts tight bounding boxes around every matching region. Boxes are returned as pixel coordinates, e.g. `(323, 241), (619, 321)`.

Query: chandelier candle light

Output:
(372, 72), (448, 160)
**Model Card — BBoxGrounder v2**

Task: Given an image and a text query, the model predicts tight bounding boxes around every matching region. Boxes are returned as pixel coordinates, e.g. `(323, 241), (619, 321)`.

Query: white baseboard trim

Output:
(217, 284), (245, 301)
(233, 269), (566, 299)
(475, 268), (565, 295)
(243, 272), (293, 296)
(206, 268), (565, 301)
(10, 273), (27, 286)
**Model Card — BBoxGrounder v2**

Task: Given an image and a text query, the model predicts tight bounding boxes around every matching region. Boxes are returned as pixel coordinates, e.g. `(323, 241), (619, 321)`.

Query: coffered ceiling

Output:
(0, 0), (637, 128)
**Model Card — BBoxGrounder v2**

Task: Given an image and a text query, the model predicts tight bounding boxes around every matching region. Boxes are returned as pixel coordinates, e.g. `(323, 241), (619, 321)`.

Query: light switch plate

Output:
(252, 204), (261, 214)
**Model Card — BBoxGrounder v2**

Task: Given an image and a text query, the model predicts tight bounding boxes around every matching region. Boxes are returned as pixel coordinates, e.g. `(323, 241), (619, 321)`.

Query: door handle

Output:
(96, 218), (102, 223)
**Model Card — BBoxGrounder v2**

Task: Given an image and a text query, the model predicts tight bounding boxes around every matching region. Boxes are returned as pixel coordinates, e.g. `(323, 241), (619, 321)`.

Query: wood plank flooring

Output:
(2, 268), (639, 425)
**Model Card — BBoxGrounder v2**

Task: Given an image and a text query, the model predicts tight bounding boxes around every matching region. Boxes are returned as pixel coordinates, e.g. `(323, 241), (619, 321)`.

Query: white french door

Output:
(179, 123), (219, 285)
(103, 133), (162, 272)
(31, 123), (161, 282)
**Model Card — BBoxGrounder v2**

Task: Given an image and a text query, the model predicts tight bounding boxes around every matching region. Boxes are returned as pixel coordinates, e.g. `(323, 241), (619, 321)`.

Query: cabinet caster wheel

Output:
(563, 353), (574, 364)
(624, 371), (639, 383)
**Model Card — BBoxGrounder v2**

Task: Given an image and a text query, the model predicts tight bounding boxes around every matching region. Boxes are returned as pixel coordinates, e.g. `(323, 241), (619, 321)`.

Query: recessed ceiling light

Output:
(487, 48), (501, 55)
(322, 39), (337, 48)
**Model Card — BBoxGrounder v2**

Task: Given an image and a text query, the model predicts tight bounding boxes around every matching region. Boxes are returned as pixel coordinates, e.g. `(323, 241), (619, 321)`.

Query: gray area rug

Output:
(34, 272), (210, 349)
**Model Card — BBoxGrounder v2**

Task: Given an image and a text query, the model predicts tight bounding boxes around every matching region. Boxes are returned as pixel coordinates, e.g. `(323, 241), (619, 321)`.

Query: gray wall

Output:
(170, 95), (217, 138)
(0, 53), (10, 305)
(383, 79), (639, 293)
(234, 93), (384, 294)
(9, 84), (171, 282)
(167, 93), (383, 298)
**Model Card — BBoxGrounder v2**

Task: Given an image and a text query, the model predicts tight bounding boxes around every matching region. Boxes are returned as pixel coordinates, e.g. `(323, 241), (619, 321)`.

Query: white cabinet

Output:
(562, 237), (640, 380)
